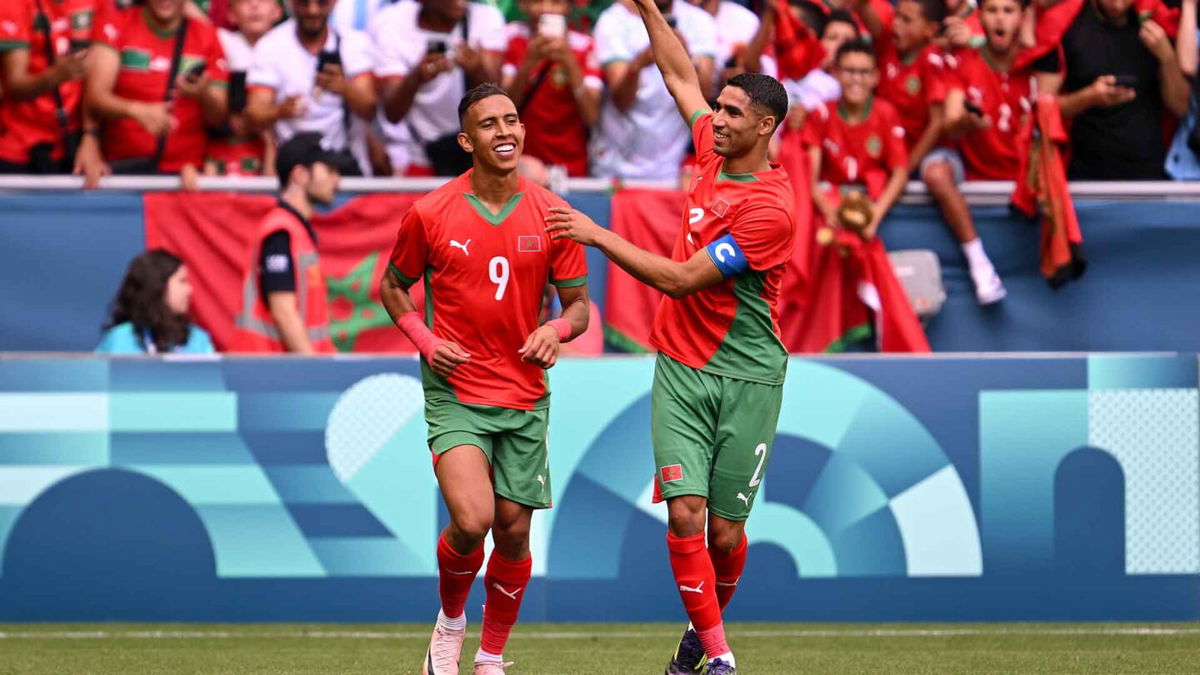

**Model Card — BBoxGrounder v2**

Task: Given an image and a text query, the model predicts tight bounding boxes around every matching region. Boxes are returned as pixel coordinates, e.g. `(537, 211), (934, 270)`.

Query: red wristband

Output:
(396, 311), (444, 362)
(545, 318), (572, 342)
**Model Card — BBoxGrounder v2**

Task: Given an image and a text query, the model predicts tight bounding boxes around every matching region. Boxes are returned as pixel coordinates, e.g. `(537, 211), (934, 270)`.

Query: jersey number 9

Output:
(489, 256), (510, 301)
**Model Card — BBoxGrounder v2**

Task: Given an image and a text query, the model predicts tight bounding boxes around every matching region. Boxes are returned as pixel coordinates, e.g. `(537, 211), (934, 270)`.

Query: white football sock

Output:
(962, 238), (993, 273)
(475, 648), (503, 664)
(437, 609), (466, 631)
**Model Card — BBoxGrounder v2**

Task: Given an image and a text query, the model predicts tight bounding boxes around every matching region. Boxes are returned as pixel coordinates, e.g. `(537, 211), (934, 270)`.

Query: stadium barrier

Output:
(0, 353), (1195, 621)
(2, 179), (1200, 353)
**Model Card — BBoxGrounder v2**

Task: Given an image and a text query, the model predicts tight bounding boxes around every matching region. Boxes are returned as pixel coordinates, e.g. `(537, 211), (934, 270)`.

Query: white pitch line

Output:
(0, 627), (1197, 641)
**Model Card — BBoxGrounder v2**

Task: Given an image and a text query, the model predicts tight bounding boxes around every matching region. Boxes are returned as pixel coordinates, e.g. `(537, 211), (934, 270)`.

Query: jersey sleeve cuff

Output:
(550, 274), (588, 288)
(0, 40), (30, 52)
(689, 109), (708, 128)
(388, 262), (419, 286)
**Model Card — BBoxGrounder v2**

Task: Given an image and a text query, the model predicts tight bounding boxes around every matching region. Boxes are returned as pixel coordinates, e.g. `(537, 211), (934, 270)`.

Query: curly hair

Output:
(103, 249), (192, 353)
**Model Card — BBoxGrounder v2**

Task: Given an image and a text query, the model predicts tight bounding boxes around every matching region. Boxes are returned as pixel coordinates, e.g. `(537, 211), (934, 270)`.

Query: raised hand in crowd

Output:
(942, 16), (974, 49)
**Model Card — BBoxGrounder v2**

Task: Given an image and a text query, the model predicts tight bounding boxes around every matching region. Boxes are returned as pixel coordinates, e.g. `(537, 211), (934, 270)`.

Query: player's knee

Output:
(491, 516), (530, 549)
(707, 527), (743, 555)
(666, 499), (706, 538)
(452, 512), (493, 544)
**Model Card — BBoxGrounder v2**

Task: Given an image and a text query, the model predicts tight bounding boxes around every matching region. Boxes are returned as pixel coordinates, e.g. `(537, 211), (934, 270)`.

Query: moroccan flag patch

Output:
(660, 464), (684, 483)
(518, 235), (542, 253)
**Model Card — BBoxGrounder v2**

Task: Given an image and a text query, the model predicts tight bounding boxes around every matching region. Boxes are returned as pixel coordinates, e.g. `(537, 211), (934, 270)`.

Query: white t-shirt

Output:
(591, 0), (717, 180)
(217, 28), (254, 72)
(788, 68), (840, 111)
(371, 1), (507, 168)
(247, 20), (375, 171)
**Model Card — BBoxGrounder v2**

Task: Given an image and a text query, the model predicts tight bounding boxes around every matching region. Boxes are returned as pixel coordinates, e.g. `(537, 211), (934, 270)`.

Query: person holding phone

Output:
(85, 0), (229, 188)
(245, 0), (377, 176)
(0, 0), (97, 176)
(208, 0), (281, 176)
(500, 0), (602, 177)
(1031, 0), (1189, 179)
(372, 0), (507, 176)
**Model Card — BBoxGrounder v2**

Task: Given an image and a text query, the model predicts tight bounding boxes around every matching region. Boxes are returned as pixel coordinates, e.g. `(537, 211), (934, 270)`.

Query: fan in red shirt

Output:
(86, 0), (228, 185)
(0, 0), (96, 173)
(501, 0), (601, 177)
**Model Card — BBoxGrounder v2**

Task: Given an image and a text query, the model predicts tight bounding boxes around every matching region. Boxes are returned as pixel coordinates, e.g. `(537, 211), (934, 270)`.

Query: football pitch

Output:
(0, 623), (1198, 674)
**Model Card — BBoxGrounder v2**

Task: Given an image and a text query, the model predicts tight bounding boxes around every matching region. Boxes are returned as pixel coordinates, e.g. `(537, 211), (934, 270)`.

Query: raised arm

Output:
(1180, 0), (1198, 78)
(628, 0), (710, 122)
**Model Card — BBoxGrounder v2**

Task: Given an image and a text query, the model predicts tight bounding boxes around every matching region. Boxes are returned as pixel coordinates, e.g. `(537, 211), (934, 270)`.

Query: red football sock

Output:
(437, 531), (484, 619)
(710, 534), (747, 611)
(667, 531), (729, 655)
(479, 551), (532, 655)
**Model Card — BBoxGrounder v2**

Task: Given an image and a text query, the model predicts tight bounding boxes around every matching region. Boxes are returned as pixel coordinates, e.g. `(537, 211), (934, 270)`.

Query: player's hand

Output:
(1088, 75), (1136, 107)
(545, 206), (604, 246)
(429, 341), (470, 378)
(519, 325), (561, 369)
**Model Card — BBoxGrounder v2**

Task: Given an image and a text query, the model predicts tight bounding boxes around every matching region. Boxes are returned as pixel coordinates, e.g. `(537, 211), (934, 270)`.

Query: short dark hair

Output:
(458, 82), (515, 127)
(835, 39), (876, 66)
(789, 0), (827, 34)
(726, 72), (788, 130)
(905, 0), (948, 25)
(825, 9), (859, 35)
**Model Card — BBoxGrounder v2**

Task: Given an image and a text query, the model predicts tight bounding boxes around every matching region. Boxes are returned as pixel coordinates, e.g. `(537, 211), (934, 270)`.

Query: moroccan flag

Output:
(791, 211), (930, 353)
(144, 192), (425, 353)
(603, 188), (684, 352)
(1011, 95), (1086, 288)
(777, 124), (816, 351)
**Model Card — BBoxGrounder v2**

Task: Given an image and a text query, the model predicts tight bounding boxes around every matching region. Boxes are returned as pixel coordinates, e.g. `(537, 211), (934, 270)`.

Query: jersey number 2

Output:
(489, 256), (510, 301)
(748, 443), (767, 487)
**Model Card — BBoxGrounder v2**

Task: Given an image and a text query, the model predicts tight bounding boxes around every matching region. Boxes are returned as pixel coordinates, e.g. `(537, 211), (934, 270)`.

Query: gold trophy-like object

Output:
(836, 189), (874, 236)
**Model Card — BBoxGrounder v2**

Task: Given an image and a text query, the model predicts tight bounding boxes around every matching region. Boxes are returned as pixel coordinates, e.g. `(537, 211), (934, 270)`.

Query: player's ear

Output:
(758, 113), (776, 137)
(457, 131), (473, 154)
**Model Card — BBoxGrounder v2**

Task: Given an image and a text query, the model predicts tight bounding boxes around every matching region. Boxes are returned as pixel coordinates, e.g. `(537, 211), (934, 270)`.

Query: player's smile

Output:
(494, 142), (517, 158)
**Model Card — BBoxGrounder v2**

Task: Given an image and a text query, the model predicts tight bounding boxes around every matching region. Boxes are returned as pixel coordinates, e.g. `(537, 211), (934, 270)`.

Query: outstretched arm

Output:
(629, 0), (710, 123)
(545, 207), (723, 298)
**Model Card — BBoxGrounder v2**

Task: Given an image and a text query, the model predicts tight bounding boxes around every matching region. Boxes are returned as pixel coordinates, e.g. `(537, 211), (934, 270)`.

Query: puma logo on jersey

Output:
(678, 581), (705, 594)
(449, 239), (470, 256)
(536, 474), (546, 489)
(737, 492), (753, 506)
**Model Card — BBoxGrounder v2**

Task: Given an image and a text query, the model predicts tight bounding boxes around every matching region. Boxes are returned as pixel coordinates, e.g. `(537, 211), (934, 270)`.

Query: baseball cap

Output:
(275, 132), (349, 187)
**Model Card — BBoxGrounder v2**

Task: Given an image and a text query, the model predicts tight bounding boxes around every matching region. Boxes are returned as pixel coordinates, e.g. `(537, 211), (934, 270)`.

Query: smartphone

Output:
(316, 49), (342, 72)
(724, 55), (738, 69)
(538, 13), (566, 39)
(68, 38), (91, 53)
(664, 14), (678, 29)
(185, 61), (206, 79)
(1112, 74), (1137, 89)
(427, 39), (449, 55)
(963, 100), (983, 116)
(228, 71), (248, 113)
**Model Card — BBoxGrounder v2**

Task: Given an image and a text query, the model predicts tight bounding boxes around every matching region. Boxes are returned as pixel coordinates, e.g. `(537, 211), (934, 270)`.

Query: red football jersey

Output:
(648, 113), (796, 386)
(0, 0), (96, 164)
(947, 47), (1034, 180)
(503, 24), (600, 176)
(803, 97), (908, 199)
(875, 32), (948, 149)
(92, 6), (228, 171)
(206, 134), (266, 176)
(388, 171), (589, 410)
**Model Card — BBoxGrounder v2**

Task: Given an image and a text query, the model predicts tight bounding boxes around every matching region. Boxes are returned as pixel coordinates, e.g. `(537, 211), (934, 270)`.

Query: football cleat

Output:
(420, 619), (466, 675)
(704, 657), (736, 675)
(664, 626), (708, 674)
(473, 660), (515, 674)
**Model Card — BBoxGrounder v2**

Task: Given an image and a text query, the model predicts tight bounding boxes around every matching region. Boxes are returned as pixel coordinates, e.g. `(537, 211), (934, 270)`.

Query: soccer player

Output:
(545, 0), (795, 671)
(379, 82), (590, 675)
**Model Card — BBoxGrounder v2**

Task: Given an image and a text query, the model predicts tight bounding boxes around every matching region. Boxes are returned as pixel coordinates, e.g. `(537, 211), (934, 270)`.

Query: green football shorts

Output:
(426, 399), (552, 509)
(651, 352), (784, 521)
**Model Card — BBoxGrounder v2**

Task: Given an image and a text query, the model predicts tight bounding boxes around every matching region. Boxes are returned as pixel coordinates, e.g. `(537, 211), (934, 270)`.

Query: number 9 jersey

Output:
(387, 172), (589, 410)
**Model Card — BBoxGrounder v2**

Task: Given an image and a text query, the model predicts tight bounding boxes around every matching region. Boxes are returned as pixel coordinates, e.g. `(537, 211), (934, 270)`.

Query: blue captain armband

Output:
(704, 234), (749, 278)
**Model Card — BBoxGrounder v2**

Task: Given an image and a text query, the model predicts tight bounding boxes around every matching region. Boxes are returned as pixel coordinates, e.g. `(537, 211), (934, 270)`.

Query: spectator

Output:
(501, 0), (602, 177)
(373, 0), (506, 176)
(232, 132), (339, 354)
(806, 40), (907, 237)
(208, 0), (282, 175)
(1033, 0), (1190, 179)
(96, 249), (215, 355)
(689, 0), (770, 89)
(792, 9), (859, 111)
(0, 0), (95, 175)
(591, 0), (717, 180)
(86, 0), (229, 188)
(1166, 0), (1199, 179)
(938, 0), (1034, 304)
(245, 0), (376, 176)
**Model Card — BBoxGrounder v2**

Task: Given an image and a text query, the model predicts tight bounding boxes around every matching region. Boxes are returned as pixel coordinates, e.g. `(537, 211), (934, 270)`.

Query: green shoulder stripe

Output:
(387, 262), (418, 286)
(551, 275), (587, 288)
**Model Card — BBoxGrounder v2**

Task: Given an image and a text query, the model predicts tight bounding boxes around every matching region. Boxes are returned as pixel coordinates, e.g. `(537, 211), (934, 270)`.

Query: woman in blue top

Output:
(95, 249), (215, 355)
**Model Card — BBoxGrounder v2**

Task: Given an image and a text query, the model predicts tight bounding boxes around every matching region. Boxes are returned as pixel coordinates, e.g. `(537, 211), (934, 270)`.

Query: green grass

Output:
(0, 623), (1197, 674)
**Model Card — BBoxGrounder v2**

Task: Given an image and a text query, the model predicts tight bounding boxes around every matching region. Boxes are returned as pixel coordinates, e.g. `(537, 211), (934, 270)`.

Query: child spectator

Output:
(86, 0), (229, 188)
(209, 0), (281, 175)
(501, 0), (602, 177)
(805, 40), (907, 237)
(793, 9), (859, 111)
